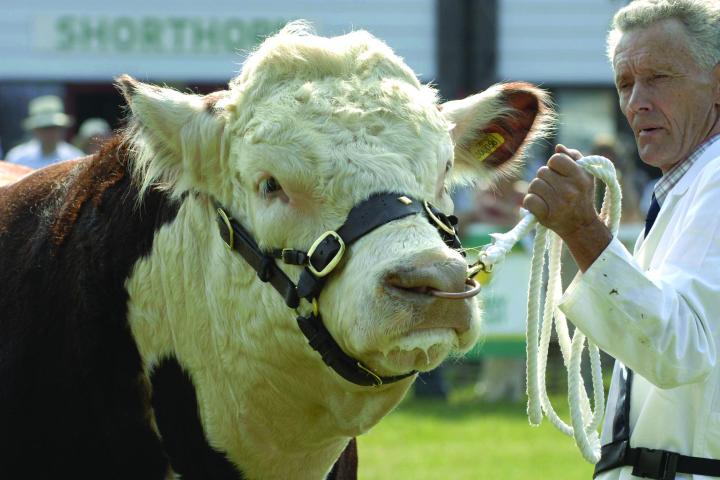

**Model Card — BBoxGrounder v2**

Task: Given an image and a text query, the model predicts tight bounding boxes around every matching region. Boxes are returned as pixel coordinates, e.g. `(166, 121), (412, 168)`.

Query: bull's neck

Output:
(126, 194), (412, 479)
(208, 354), (412, 479)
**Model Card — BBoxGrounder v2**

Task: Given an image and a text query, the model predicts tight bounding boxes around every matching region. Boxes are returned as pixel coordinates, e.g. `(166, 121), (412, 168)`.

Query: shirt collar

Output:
(654, 134), (720, 205)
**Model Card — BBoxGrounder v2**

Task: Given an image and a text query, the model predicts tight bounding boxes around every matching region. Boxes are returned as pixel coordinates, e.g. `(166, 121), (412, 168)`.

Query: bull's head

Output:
(118, 23), (551, 392)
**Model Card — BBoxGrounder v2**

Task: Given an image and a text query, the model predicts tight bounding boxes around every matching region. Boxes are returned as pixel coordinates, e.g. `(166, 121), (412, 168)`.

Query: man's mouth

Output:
(639, 127), (662, 137)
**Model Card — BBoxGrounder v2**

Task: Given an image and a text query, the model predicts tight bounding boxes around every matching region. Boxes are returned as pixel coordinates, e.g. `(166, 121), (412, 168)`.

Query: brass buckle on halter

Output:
(307, 231), (346, 277)
(423, 201), (456, 236)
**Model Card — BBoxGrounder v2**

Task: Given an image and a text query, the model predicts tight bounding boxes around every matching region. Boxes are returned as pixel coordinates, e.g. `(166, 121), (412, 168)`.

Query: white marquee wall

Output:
(0, 0), (436, 82)
(499, 0), (627, 86)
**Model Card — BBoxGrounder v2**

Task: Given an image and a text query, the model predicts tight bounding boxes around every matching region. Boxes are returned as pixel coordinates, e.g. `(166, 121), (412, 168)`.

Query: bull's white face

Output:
(226, 78), (477, 376)
(120, 24), (550, 383)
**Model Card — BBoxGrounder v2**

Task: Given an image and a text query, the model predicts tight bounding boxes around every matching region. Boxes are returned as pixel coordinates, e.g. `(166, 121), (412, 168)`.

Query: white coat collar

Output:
(663, 137), (720, 201)
(634, 138), (720, 265)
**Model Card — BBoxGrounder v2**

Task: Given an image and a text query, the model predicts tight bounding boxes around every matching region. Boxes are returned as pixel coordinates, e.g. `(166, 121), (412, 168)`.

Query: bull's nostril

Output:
(384, 261), (470, 298)
(390, 284), (432, 296)
(384, 271), (435, 297)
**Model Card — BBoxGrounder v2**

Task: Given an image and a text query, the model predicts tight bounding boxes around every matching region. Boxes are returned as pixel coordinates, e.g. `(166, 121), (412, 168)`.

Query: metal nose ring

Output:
(428, 278), (482, 299)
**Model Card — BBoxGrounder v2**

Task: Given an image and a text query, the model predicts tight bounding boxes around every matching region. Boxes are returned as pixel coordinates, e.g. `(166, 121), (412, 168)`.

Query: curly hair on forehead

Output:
(606, 0), (720, 70)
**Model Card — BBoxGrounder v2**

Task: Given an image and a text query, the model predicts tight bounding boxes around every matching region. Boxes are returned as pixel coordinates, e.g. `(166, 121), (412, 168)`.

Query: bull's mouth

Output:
(375, 330), (458, 372)
(428, 278), (481, 299)
(388, 278), (481, 300)
(360, 304), (480, 374)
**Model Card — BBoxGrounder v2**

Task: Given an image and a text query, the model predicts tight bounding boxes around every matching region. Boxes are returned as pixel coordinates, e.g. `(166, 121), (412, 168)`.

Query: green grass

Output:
(357, 388), (595, 480)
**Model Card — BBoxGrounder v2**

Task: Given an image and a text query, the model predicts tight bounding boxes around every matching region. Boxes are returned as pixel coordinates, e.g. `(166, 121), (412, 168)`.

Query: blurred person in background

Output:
(5, 95), (83, 169)
(524, 1), (720, 478)
(74, 118), (113, 155)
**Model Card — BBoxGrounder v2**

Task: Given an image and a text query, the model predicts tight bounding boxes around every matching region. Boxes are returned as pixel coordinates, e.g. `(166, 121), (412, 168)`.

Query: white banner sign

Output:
(1, 1), (435, 82)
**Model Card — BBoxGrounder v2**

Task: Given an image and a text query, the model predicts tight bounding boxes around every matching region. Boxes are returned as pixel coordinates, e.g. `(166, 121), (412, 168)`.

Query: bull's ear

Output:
(116, 74), (229, 196)
(441, 82), (553, 184)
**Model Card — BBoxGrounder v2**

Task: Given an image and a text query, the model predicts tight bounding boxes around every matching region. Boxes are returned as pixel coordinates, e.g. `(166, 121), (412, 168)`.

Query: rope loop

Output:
(479, 155), (621, 463)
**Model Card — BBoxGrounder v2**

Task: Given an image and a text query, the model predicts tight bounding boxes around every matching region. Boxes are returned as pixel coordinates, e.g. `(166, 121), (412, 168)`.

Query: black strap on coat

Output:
(594, 440), (720, 479)
(214, 192), (463, 387)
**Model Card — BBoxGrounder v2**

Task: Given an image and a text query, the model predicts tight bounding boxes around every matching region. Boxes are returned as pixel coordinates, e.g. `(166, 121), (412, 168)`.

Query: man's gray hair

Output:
(607, 0), (720, 70)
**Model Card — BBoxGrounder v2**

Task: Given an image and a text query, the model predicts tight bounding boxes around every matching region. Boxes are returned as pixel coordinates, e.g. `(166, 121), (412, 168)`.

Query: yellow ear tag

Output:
(470, 132), (505, 162)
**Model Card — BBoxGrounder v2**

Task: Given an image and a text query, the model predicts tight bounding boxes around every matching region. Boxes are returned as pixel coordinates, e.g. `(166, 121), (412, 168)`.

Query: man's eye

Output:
(259, 177), (283, 197)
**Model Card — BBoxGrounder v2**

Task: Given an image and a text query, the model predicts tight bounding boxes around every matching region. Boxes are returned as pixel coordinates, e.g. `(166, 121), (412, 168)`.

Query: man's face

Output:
(613, 19), (720, 173)
(33, 126), (65, 150)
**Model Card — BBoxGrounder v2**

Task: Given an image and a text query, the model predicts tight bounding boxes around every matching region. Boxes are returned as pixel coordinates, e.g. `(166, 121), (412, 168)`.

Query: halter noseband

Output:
(215, 192), (471, 387)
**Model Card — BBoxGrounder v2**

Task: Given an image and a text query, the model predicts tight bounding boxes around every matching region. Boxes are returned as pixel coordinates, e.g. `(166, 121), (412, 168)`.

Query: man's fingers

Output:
(537, 165), (563, 190)
(525, 177), (556, 219)
(547, 153), (578, 176)
(528, 177), (557, 203)
(556, 143), (583, 160)
(522, 193), (549, 220)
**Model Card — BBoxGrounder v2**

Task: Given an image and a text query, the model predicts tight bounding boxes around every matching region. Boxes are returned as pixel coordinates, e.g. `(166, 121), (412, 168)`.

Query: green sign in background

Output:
(54, 16), (286, 54)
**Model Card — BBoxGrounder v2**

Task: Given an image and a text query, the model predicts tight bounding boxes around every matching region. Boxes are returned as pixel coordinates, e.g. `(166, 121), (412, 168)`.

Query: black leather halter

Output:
(214, 192), (464, 387)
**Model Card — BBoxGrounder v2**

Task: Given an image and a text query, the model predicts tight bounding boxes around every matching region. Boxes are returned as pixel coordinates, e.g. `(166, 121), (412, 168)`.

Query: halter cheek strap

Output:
(215, 192), (464, 387)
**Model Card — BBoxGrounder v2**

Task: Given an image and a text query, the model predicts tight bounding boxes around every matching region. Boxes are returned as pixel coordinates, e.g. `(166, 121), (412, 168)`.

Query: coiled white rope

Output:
(475, 155), (622, 463)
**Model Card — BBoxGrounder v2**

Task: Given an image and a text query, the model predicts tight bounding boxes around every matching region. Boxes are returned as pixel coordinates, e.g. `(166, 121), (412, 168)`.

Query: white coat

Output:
(558, 139), (720, 479)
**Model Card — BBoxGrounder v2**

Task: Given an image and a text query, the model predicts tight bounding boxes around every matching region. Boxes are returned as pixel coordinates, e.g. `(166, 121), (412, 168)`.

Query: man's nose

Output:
(626, 82), (652, 114)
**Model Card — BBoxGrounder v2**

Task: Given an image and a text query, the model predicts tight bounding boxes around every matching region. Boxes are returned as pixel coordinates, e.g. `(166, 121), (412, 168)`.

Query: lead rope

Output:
(476, 155), (622, 463)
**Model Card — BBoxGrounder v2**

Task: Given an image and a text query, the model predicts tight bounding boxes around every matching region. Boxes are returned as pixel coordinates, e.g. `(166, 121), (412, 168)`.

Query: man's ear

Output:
(441, 82), (554, 183)
(116, 75), (229, 196)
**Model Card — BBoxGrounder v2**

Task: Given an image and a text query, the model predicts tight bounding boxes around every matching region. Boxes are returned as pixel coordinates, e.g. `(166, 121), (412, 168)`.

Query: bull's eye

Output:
(259, 177), (282, 198)
(445, 160), (452, 173)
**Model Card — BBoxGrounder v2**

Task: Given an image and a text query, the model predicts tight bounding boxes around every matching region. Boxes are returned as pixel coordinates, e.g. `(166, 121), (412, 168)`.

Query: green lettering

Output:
(78, 17), (109, 51)
(112, 17), (136, 52)
(223, 19), (247, 51)
(54, 15), (285, 54)
(168, 18), (188, 52)
(55, 16), (76, 51)
(190, 18), (221, 53)
(141, 17), (163, 53)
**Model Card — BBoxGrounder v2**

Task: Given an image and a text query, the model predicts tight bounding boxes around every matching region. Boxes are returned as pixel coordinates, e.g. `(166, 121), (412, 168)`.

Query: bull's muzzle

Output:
(384, 254), (481, 300)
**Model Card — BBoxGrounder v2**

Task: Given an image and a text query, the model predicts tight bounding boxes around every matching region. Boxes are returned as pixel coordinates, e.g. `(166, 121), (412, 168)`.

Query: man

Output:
(5, 95), (84, 169)
(523, 1), (720, 478)
(74, 117), (113, 155)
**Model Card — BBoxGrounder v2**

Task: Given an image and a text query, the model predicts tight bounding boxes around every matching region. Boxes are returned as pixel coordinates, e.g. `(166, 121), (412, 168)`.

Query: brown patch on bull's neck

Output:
(50, 136), (130, 247)
(203, 90), (228, 114)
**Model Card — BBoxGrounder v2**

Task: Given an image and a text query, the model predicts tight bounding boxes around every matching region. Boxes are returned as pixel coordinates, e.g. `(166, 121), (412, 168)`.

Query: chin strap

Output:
(214, 192), (463, 387)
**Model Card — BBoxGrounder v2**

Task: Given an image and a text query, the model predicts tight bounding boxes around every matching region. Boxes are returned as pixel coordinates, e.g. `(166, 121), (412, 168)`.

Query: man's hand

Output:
(523, 144), (596, 237)
(522, 144), (612, 272)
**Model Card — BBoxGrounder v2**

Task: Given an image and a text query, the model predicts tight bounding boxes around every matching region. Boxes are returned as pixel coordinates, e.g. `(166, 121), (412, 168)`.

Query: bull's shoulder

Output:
(0, 140), (125, 243)
(0, 138), (176, 478)
(0, 157), (80, 230)
(0, 137), (179, 251)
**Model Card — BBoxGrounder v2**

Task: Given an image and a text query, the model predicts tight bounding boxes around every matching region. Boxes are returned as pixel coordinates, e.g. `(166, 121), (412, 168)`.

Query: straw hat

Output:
(22, 95), (74, 130)
(78, 118), (111, 140)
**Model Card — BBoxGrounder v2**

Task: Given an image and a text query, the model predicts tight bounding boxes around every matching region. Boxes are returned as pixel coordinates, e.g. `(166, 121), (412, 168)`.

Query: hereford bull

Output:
(0, 23), (551, 480)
